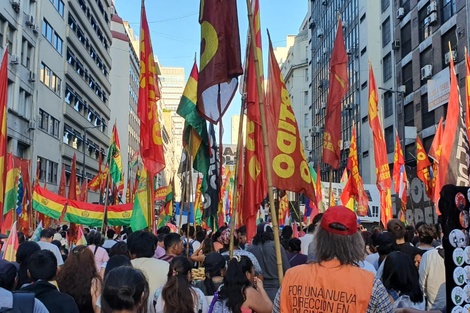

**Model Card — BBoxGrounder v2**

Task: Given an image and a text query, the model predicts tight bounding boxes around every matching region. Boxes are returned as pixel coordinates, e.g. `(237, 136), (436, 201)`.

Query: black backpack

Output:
(0, 291), (35, 313)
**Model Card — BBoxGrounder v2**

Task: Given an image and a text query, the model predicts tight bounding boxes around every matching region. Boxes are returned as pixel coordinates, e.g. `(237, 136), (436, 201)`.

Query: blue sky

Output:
(113, 0), (308, 143)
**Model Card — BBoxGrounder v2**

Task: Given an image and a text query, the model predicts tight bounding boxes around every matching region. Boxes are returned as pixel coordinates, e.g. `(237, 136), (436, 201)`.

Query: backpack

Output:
(182, 239), (195, 257)
(0, 291), (35, 313)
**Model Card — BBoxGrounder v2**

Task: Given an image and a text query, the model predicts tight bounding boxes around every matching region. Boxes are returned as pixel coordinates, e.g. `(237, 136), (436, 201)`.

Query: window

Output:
(42, 19), (62, 54)
(420, 48), (433, 86)
(441, 0), (456, 23)
(304, 91), (308, 106)
(402, 62), (413, 96)
(441, 28), (457, 67)
(400, 0), (410, 14)
(384, 92), (393, 118)
(50, 0), (65, 17)
(421, 94), (435, 129)
(40, 62), (61, 95)
(39, 109), (60, 138)
(381, 0), (390, 12)
(383, 53), (392, 82)
(304, 113), (309, 127)
(418, 8), (431, 42)
(382, 18), (391, 47)
(0, 17), (5, 47)
(404, 104), (414, 126)
(401, 23), (412, 58)
(304, 136), (309, 150)
(38, 157), (58, 184)
(305, 68), (308, 82)
(385, 126), (394, 154)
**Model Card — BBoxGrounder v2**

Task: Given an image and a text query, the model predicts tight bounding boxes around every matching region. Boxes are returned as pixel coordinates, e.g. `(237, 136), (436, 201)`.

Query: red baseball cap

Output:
(320, 205), (358, 236)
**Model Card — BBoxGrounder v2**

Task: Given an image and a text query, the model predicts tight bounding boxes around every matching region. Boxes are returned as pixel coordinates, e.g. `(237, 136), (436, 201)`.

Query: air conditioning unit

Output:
(396, 7), (405, 20)
(28, 120), (36, 130)
(428, 12), (438, 25)
(317, 28), (324, 38)
(25, 15), (34, 27)
(346, 48), (352, 55)
(421, 65), (433, 80)
(392, 40), (400, 50)
(427, 1), (437, 15)
(398, 85), (406, 94)
(10, 0), (20, 11)
(32, 25), (39, 34)
(28, 71), (36, 82)
(445, 50), (457, 65)
(10, 55), (19, 64)
(343, 140), (351, 149)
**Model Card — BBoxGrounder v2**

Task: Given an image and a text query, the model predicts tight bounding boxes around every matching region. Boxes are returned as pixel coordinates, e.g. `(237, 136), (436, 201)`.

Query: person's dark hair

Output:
(382, 251), (423, 303)
(106, 229), (116, 240)
(414, 222), (426, 233)
(201, 238), (215, 255)
(307, 223), (316, 234)
(203, 253), (226, 296)
(102, 266), (149, 313)
(109, 241), (130, 258)
(281, 226), (293, 239)
(157, 226), (170, 235)
(87, 230), (103, 246)
(375, 232), (397, 256)
(127, 231), (157, 258)
(40, 228), (55, 239)
(313, 225), (364, 266)
(51, 240), (62, 250)
(17, 232), (26, 244)
(161, 257), (195, 313)
(404, 225), (415, 243)
(195, 230), (206, 243)
(62, 225), (69, 232)
(370, 225), (383, 235)
(156, 233), (166, 243)
(28, 250), (57, 281)
(361, 231), (373, 248)
(212, 226), (227, 243)
(181, 224), (195, 238)
(0, 260), (18, 290)
(16, 241), (41, 289)
(104, 255), (132, 278)
(312, 213), (324, 225)
(417, 224), (436, 245)
(163, 233), (181, 251)
(57, 245), (102, 312)
(288, 238), (302, 253)
(387, 219), (406, 240)
(219, 256), (253, 313)
(252, 224), (274, 245)
(236, 225), (246, 236)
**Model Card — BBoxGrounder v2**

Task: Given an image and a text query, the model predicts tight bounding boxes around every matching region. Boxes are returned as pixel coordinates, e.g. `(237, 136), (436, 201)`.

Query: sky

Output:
(113, 0), (308, 143)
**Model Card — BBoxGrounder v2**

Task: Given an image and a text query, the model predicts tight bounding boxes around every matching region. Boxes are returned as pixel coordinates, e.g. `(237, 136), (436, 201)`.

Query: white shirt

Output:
(37, 241), (64, 266)
(299, 233), (314, 255)
(102, 239), (117, 249)
(365, 252), (379, 270)
(419, 247), (446, 311)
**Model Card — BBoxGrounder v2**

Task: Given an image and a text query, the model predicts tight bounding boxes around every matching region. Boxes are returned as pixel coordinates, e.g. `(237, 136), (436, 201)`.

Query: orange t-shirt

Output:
(279, 259), (374, 313)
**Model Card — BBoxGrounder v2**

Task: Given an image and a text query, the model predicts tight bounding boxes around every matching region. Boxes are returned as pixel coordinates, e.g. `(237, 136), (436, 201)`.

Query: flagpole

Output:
(247, 1), (284, 284)
(328, 168), (333, 206)
(186, 150), (194, 258)
(101, 171), (110, 234)
(147, 172), (153, 232)
(179, 135), (192, 232)
(229, 95), (246, 258)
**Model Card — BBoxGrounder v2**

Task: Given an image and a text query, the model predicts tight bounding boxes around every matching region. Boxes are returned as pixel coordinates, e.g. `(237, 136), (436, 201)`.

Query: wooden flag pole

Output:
(229, 95), (246, 258)
(179, 134), (193, 233)
(328, 168), (333, 207)
(101, 170), (110, 234)
(246, 0), (284, 284)
(186, 151), (193, 258)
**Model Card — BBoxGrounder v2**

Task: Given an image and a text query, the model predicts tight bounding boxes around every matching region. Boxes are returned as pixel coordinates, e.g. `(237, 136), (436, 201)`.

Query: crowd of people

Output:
(0, 205), (447, 312)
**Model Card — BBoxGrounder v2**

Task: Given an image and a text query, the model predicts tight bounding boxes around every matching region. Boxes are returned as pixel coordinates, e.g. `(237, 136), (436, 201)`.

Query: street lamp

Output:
(378, 86), (405, 145)
(82, 125), (101, 182)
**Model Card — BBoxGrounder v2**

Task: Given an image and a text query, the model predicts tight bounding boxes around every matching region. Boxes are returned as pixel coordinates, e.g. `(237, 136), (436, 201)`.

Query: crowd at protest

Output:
(0, 205), (447, 312)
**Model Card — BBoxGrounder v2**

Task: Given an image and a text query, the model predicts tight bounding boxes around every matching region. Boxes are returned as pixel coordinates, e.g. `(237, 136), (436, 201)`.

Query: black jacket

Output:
(21, 280), (79, 313)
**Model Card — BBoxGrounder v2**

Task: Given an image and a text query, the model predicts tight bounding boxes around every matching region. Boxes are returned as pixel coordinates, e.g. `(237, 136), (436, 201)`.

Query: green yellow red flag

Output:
(137, 3), (165, 174)
(65, 200), (104, 227)
(32, 184), (66, 219)
(108, 203), (132, 227)
(0, 49), (8, 229)
(130, 166), (150, 231)
(107, 123), (123, 184)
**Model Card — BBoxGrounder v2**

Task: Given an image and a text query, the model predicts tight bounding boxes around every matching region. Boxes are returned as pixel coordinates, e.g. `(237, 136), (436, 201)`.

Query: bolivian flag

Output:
(32, 185), (66, 219)
(108, 203), (133, 227)
(3, 153), (19, 215)
(107, 123), (123, 185)
(65, 200), (104, 227)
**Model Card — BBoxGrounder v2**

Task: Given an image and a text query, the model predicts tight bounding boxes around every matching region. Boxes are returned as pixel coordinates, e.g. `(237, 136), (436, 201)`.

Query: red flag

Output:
(80, 180), (88, 202)
(435, 46), (470, 206)
(266, 35), (316, 201)
(0, 49), (8, 230)
(242, 0), (267, 242)
(322, 18), (349, 169)
(393, 132), (407, 205)
(196, 0), (243, 124)
(368, 65), (392, 226)
(137, 4), (165, 174)
(416, 136), (433, 199)
(428, 117), (443, 202)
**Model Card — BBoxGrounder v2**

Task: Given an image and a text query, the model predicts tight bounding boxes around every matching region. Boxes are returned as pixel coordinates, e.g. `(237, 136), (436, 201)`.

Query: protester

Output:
(212, 226), (227, 252)
(194, 252), (226, 296)
(365, 230), (382, 270)
(181, 223), (200, 256)
(286, 238), (307, 267)
(190, 237), (214, 264)
(419, 244), (446, 311)
(21, 250), (79, 313)
(299, 223), (315, 255)
(247, 222), (290, 300)
(103, 255), (132, 278)
(50, 239), (67, 262)
(127, 230), (169, 312)
(101, 266), (149, 313)
(102, 229), (117, 250)
(216, 228), (232, 253)
(37, 228), (64, 267)
(154, 233), (166, 259)
(280, 225), (293, 250)
(154, 256), (208, 313)
(57, 245), (102, 313)
(87, 230), (110, 271)
(158, 232), (183, 263)
(273, 205), (393, 312)
(220, 231), (263, 276)
(382, 251), (425, 309)
(16, 240), (41, 289)
(416, 224), (436, 251)
(387, 219), (420, 258)
(236, 226), (247, 250)
(0, 259), (49, 312)
(212, 255), (272, 313)
(100, 241), (131, 278)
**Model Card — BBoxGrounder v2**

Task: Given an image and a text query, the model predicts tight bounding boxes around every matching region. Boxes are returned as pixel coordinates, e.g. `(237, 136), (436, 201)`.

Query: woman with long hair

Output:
(154, 256), (208, 313)
(382, 251), (425, 309)
(87, 230), (110, 271)
(213, 255), (272, 313)
(15, 241), (41, 289)
(190, 238), (214, 264)
(101, 266), (149, 313)
(194, 252), (226, 296)
(57, 245), (102, 313)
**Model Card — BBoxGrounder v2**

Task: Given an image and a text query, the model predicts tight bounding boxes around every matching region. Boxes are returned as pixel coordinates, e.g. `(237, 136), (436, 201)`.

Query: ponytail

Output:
(161, 257), (194, 313)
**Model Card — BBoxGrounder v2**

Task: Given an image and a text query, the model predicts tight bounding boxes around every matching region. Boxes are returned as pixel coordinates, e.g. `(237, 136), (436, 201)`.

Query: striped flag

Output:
(1, 221), (18, 262)
(0, 49), (8, 229)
